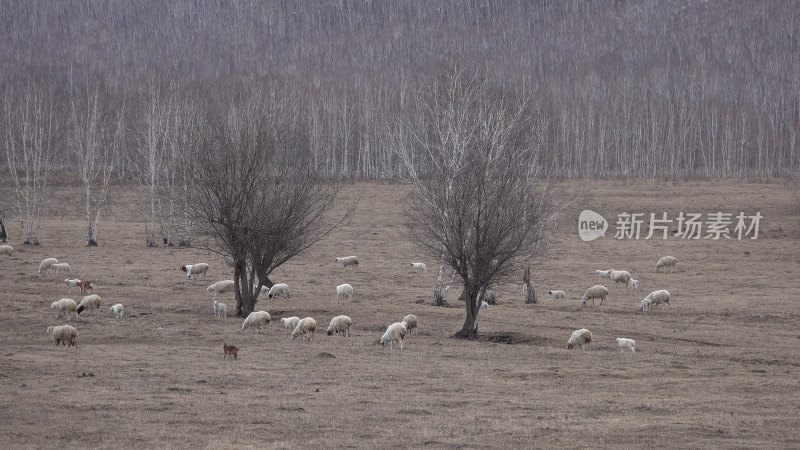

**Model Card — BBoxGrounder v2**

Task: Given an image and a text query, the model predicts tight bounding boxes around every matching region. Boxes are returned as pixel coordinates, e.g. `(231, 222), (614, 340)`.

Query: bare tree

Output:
(188, 87), (346, 316)
(131, 80), (173, 247)
(1, 78), (56, 245)
(398, 69), (561, 338)
(67, 84), (125, 246)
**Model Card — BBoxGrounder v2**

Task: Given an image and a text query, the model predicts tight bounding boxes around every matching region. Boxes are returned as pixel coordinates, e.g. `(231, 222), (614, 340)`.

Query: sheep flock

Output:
(25, 228), (682, 362)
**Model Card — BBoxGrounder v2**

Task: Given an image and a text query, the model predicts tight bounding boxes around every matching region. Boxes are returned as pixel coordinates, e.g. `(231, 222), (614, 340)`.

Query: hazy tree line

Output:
(1, 0), (798, 185)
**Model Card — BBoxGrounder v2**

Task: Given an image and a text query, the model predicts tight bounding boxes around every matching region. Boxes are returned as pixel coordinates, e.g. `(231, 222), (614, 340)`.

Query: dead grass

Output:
(0, 179), (799, 448)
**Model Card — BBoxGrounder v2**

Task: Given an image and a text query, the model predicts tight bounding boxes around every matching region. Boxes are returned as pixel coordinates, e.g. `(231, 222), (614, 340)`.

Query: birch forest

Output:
(1, 0), (799, 181)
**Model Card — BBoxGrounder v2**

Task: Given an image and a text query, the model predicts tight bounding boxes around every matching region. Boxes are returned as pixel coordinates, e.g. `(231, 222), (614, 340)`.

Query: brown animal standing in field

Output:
(77, 280), (93, 293)
(223, 343), (239, 359)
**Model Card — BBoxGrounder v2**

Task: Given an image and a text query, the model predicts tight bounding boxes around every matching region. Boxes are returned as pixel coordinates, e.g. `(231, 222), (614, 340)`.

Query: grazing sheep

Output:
(644, 289), (671, 309)
(110, 303), (124, 319)
(336, 283), (353, 302)
(267, 283), (290, 299)
(253, 284), (269, 296)
(213, 300), (227, 318)
(639, 298), (652, 312)
(326, 315), (353, 337)
(334, 256), (359, 270)
(38, 258), (58, 275)
(181, 263), (210, 279)
(223, 343), (239, 359)
(656, 256), (678, 273)
(50, 298), (78, 320)
(76, 294), (102, 317)
(0, 244), (13, 257)
(291, 317), (317, 341)
(207, 280), (235, 300)
(481, 300), (489, 310)
(64, 279), (82, 293)
(616, 337), (636, 353)
(380, 322), (407, 350)
(595, 269), (612, 280)
(609, 270), (632, 289)
(631, 279), (640, 292)
(567, 328), (593, 350)
(280, 316), (301, 334)
(402, 314), (418, 334)
(581, 285), (609, 306)
(77, 280), (93, 293)
(484, 289), (497, 305)
(51, 263), (72, 274)
(548, 290), (566, 302)
(410, 262), (427, 273)
(47, 325), (78, 347)
(241, 311), (271, 333)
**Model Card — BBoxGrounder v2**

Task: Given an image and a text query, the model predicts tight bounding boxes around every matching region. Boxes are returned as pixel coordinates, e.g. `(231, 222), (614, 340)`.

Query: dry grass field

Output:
(1, 179), (799, 449)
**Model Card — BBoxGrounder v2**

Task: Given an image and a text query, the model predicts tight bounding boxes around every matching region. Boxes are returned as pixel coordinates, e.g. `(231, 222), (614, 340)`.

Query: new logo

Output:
(578, 210), (608, 242)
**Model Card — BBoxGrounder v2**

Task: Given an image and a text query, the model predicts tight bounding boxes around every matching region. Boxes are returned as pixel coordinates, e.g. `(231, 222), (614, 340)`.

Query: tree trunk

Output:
(454, 279), (479, 339)
(85, 207), (98, 246)
(0, 217), (7, 243)
(233, 263), (252, 317)
(21, 217), (32, 245)
(432, 253), (448, 306)
(235, 262), (276, 317)
(523, 266), (536, 304)
(524, 282), (536, 304)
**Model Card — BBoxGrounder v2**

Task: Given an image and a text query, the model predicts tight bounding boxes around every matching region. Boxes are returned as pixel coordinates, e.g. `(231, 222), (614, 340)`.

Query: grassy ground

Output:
(0, 179), (798, 449)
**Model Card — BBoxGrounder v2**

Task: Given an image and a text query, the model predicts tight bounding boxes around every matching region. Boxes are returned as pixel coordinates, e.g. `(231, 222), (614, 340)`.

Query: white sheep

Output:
(595, 269), (612, 280)
(291, 317), (317, 341)
(402, 314), (418, 334)
(326, 315), (353, 337)
(207, 280), (235, 300)
(616, 337), (636, 352)
(181, 263), (210, 279)
(380, 322), (407, 350)
(567, 328), (592, 350)
(50, 298), (78, 321)
(609, 270), (632, 289)
(481, 300), (489, 310)
(548, 290), (566, 302)
(280, 316), (300, 334)
(644, 289), (671, 309)
(253, 284), (269, 296)
(39, 257), (58, 275)
(0, 244), (13, 257)
(639, 298), (651, 312)
(213, 300), (227, 318)
(410, 262), (427, 273)
(241, 311), (271, 333)
(656, 256), (678, 273)
(581, 285), (609, 306)
(631, 279), (640, 292)
(334, 256), (359, 270)
(51, 262), (72, 274)
(64, 279), (82, 293)
(110, 303), (124, 319)
(267, 283), (290, 299)
(76, 294), (102, 317)
(47, 325), (78, 347)
(484, 289), (497, 305)
(336, 283), (353, 302)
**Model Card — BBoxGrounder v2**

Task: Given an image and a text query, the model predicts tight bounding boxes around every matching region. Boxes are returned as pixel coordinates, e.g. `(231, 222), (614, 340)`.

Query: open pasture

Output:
(0, 179), (799, 448)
